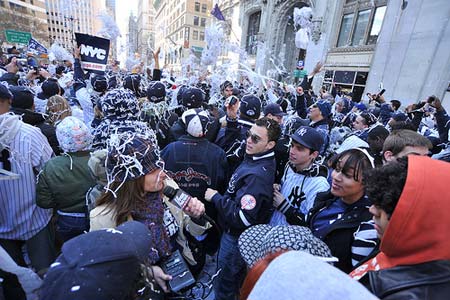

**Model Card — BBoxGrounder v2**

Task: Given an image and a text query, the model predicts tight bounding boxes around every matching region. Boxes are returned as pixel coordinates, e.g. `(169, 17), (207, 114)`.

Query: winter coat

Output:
(350, 157), (450, 299)
(307, 192), (378, 273)
(211, 150), (276, 236)
(10, 107), (60, 155)
(36, 151), (96, 213)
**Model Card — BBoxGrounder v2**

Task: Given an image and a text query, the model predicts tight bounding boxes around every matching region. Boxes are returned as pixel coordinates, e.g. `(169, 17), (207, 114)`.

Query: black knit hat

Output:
(182, 87), (204, 109)
(123, 74), (142, 97)
(9, 86), (34, 109)
(41, 78), (61, 99)
(91, 75), (108, 93)
(146, 81), (166, 103)
(240, 94), (261, 119)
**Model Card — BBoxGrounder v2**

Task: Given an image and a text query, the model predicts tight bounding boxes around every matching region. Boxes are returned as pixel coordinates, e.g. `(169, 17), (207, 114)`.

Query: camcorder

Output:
(13, 56), (40, 74)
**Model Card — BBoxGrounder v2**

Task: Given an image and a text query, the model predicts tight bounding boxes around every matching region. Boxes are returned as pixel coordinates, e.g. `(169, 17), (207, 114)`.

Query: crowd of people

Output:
(0, 44), (449, 300)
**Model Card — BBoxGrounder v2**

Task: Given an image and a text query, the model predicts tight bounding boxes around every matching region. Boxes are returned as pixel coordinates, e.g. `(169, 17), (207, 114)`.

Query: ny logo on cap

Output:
(297, 128), (308, 136)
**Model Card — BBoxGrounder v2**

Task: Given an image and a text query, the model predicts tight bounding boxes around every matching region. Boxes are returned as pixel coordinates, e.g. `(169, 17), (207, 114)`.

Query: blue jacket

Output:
(211, 150), (276, 236)
(162, 135), (228, 200)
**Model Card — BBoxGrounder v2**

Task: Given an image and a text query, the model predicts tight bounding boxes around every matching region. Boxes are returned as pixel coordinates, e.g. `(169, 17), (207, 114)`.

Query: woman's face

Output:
(331, 155), (365, 204)
(143, 168), (167, 192)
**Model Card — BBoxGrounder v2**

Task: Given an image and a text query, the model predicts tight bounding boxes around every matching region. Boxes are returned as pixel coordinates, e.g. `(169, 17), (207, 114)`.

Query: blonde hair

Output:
(46, 95), (71, 126)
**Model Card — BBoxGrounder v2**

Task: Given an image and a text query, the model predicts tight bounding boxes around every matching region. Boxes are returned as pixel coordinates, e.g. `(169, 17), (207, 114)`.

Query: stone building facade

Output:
(231, 0), (449, 106)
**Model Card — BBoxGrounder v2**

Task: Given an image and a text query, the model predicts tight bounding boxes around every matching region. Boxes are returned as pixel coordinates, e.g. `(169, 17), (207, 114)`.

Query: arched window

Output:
(246, 11), (261, 55)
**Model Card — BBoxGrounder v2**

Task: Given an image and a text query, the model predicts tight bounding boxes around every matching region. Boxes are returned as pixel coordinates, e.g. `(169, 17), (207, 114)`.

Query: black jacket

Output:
(307, 192), (374, 273)
(161, 135), (228, 218)
(362, 260), (450, 300)
(10, 107), (60, 155)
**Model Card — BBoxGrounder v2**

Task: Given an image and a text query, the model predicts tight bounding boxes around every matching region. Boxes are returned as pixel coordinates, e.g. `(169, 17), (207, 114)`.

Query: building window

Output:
(367, 6), (386, 45)
(181, 2), (185, 11)
(199, 31), (205, 41)
(351, 9), (370, 46)
(337, 13), (354, 47)
(246, 11), (261, 55)
(201, 4), (207, 13)
(322, 70), (369, 101)
(200, 17), (206, 27)
(193, 16), (199, 26)
(336, 1), (387, 47)
(193, 30), (198, 40)
(195, 2), (200, 12)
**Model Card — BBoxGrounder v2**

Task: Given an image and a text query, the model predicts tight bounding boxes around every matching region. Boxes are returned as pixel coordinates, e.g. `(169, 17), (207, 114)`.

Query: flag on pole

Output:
(211, 3), (225, 21)
(27, 37), (48, 55)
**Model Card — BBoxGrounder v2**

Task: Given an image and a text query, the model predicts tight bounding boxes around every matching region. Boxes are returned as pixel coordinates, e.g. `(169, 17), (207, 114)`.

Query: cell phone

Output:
(378, 89), (386, 96)
(226, 96), (238, 106)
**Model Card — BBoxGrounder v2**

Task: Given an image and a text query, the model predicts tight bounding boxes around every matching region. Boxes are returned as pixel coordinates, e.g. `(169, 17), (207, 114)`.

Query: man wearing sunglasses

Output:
(205, 117), (281, 300)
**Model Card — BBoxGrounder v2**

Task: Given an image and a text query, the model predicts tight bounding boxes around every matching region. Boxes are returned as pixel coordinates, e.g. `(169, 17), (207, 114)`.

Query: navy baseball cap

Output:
(40, 221), (153, 300)
(264, 103), (287, 117)
(0, 84), (13, 100)
(291, 126), (324, 152)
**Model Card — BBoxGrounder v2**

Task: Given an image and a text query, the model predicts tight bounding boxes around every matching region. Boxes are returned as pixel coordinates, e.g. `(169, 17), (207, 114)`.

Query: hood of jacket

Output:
(378, 155), (450, 267)
(351, 156), (450, 279)
(10, 107), (45, 126)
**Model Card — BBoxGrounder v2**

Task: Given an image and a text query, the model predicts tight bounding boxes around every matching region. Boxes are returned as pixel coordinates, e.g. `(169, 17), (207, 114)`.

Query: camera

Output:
(15, 59), (28, 68)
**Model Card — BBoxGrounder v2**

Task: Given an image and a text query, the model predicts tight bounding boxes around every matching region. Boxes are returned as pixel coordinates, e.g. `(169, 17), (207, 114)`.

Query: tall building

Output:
(215, 0), (242, 67)
(105, 0), (117, 60)
(154, 0), (213, 74)
(137, 0), (156, 65)
(45, 0), (102, 49)
(127, 12), (138, 59)
(0, 0), (48, 46)
(236, 0), (449, 108)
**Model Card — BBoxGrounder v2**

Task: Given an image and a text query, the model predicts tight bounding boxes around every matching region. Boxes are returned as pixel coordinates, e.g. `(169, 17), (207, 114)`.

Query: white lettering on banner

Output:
(80, 62), (106, 71)
(80, 44), (106, 60)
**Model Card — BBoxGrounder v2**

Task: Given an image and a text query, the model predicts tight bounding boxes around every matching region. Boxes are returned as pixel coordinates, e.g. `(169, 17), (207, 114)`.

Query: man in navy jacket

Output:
(205, 117), (281, 300)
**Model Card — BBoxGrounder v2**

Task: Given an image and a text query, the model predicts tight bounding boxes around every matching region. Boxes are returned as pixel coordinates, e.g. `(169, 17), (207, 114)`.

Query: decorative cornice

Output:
(329, 45), (376, 53)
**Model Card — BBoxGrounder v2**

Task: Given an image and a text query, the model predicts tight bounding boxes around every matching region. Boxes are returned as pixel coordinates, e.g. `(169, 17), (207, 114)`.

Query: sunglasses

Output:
(246, 131), (262, 144)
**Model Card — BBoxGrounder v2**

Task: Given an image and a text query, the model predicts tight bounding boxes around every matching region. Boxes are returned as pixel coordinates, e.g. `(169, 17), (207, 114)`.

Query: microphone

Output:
(163, 186), (218, 228)
(163, 185), (192, 210)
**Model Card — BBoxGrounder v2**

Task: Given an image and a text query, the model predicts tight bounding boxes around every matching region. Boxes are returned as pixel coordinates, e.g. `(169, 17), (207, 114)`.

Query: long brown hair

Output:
(96, 177), (149, 225)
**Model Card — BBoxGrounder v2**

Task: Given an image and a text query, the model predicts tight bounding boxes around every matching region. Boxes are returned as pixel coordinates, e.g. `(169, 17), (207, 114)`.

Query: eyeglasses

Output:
(246, 130), (262, 144)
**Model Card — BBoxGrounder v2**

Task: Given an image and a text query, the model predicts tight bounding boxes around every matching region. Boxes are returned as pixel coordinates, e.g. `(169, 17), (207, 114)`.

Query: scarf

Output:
(131, 192), (171, 264)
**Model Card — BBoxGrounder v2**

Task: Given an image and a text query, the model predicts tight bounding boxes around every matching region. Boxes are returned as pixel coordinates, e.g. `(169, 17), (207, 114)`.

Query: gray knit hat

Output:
(238, 225), (333, 267)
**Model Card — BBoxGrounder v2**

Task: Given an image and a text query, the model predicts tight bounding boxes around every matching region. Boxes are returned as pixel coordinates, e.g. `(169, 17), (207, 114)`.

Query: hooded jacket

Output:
(351, 156), (450, 299)
(10, 107), (60, 155)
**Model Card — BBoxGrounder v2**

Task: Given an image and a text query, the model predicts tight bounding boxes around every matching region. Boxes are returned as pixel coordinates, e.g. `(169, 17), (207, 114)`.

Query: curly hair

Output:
(363, 157), (408, 215)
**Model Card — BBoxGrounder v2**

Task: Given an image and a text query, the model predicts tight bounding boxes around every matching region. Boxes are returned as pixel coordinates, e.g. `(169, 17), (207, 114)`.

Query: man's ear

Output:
(311, 150), (319, 161)
(383, 150), (395, 162)
(266, 140), (276, 151)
